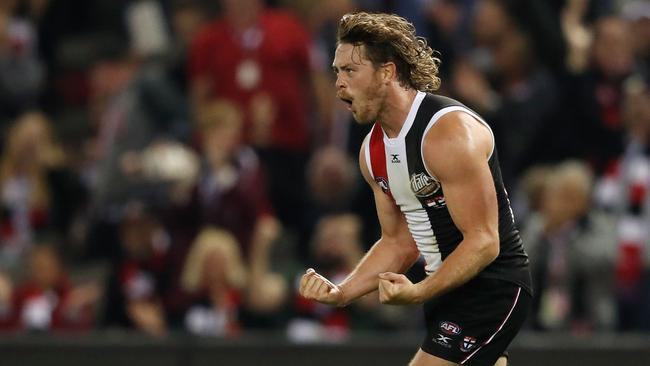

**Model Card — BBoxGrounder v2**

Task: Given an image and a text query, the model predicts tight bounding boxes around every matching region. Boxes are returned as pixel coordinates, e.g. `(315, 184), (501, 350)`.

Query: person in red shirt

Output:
(189, 0), (312, 150)
(188, 0), (316, 248)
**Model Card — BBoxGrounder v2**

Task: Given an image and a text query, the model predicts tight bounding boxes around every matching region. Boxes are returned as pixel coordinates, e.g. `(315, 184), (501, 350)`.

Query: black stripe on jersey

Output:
(405, 94), (464, 260)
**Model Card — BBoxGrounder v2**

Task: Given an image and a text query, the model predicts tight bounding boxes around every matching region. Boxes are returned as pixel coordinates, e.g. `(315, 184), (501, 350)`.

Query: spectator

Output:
(307, 147), (359, 215)
(13, 245), (99, 332)
(0, 0), (43, 130)
(565, 16), (637, 173)
(188, 0), (315, 245)
(176, 228), (246, 336)
(165, 0), (211, 94)
(595, 74), (650, 330)
(523, 161), (617, 332)
(172, 220), (287, 335)
(34, 0), (129, 114)
(243, 215), (288, 325)
(280, 0), (359, 147)
(304, 146), (378, 251)
(86, 39), (189, 214)
(103, 203), (172, 336)
(452, 0), (560, 188)
(514, 164), (554, 223)
(168, 100), (274, 259)
(0, 112), (86, 271)
(421, 0), (474, 85)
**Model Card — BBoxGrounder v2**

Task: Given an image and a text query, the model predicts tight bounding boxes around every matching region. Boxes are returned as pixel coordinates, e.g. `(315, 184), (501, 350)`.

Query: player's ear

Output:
(380, 62), (397, 83)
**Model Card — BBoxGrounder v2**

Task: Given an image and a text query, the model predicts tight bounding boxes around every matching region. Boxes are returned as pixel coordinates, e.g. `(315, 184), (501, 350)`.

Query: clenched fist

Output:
(378, 272), (424, 305)
(299, 268), (345, 306)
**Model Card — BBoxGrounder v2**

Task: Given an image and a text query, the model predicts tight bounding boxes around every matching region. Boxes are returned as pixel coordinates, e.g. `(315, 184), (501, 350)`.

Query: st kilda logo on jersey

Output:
(460, 336), (477, 352)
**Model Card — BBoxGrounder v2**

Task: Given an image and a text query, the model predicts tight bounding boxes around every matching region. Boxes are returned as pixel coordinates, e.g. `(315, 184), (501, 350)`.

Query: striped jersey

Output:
(363, 92), (532, 293)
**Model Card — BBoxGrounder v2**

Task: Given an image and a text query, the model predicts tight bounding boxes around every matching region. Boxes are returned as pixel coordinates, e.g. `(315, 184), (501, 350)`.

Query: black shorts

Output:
(421, 277), (531, 366)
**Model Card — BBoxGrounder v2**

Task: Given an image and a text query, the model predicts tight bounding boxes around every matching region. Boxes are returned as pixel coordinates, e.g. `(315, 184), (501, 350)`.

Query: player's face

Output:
(332, 43), (387, 124)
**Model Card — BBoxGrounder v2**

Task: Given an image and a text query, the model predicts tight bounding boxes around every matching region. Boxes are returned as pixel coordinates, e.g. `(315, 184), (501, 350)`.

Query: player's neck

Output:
(378, 88), (418, 138)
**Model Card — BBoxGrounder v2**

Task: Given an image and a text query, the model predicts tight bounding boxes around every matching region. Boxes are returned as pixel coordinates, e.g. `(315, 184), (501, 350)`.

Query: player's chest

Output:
(382, 143), (445, 210)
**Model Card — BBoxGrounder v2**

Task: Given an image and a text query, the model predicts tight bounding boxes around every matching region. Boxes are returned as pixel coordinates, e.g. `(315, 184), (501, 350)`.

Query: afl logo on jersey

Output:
(410, 172), (440, 198)
(375, 176), (390, 194)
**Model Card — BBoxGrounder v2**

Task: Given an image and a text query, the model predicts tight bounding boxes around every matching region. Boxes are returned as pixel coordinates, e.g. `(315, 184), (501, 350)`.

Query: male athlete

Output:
(299, 12), (532, 366)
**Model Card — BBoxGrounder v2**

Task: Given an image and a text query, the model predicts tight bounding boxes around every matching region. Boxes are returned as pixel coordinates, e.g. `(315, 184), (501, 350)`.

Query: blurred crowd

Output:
(0, 0), (648, 339)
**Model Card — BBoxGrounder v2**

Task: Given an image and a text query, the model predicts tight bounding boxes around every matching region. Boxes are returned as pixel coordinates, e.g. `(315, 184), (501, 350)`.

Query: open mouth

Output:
(339, 97), (353, 110)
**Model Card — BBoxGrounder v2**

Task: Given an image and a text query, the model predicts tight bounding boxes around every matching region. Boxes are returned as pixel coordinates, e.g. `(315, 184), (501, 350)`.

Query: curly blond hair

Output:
(337, 12), (441, 92)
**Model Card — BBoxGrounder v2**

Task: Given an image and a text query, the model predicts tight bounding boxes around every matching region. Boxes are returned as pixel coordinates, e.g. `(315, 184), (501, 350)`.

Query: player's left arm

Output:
(378, 111), (499, 304)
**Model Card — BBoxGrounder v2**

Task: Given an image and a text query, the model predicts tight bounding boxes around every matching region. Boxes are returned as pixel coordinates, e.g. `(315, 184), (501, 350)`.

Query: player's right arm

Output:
(299, 140), (420, 306)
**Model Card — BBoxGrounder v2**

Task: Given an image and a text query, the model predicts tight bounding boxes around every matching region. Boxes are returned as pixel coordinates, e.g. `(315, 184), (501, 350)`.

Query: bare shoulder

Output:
(422, 111), (493, 180)
(358, 136), (373, 186)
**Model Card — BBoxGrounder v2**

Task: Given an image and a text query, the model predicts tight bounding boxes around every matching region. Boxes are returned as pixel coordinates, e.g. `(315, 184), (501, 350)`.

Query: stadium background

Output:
(0, 0), (649, 364)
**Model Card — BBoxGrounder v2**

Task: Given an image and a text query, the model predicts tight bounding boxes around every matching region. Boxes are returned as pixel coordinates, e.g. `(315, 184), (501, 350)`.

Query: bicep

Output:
(439, 157), (498, 239)
(423, 113), (498, 239)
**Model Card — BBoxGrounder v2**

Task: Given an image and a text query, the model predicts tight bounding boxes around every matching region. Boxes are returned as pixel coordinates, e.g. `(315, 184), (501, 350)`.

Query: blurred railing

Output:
(0, 331), (649, 366)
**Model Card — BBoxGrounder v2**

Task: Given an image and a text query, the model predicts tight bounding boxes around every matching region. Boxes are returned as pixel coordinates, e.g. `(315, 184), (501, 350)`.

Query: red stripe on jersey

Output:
(369, 123), (391, 197)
